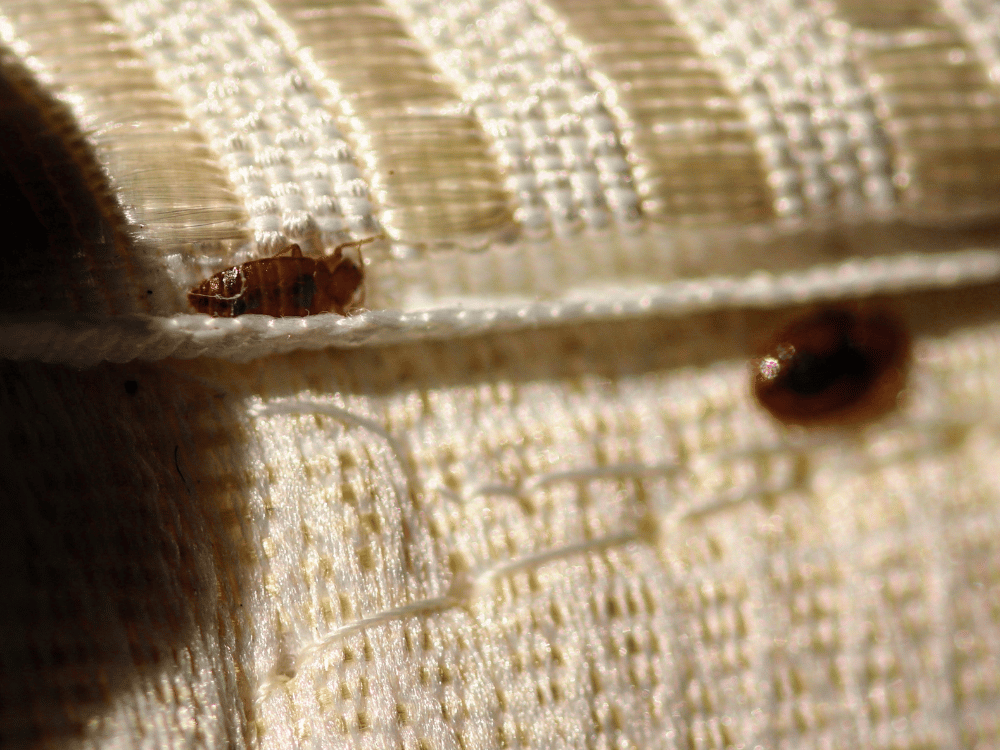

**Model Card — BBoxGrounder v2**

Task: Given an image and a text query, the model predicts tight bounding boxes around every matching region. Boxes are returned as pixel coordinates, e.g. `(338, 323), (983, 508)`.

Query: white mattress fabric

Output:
(0, 0), (999, 747)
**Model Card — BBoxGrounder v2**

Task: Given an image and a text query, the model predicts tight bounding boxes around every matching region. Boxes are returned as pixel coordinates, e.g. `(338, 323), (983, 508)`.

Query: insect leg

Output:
(331, 234), (383, 259)
(272, 243), (302, 258)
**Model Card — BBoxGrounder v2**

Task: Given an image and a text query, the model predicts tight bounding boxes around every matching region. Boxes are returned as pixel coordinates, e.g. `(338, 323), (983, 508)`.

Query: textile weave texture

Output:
(0, 0), (999, 748)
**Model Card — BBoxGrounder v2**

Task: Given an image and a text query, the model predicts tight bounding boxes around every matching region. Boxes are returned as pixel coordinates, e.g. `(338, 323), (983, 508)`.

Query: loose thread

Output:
(254, 526), (642, 706)
(250, 399), (420, 508)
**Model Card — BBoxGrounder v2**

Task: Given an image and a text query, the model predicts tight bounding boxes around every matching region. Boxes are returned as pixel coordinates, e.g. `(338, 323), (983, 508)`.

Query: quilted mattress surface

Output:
(1, 0), (999, 747)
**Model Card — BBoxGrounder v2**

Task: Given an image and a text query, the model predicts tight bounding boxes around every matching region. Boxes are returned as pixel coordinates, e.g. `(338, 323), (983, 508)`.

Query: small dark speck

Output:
(174, 445), (191, 494)
(146, 289), (153, 295)
(124, 380), (139, 395)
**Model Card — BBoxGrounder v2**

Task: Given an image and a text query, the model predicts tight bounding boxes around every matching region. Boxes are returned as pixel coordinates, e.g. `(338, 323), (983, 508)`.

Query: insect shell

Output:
(752, 305), (911, 426)
(188, 238), (373, 317)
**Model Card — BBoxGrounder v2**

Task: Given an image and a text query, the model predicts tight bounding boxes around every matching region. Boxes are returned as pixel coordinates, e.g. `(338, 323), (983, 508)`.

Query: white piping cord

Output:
(2, 249), (998, 366)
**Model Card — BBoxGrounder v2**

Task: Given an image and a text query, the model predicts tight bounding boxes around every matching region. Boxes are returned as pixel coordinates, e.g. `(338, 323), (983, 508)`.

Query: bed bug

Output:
(188, 237), (376, 317)
(752, 305), (910, 426)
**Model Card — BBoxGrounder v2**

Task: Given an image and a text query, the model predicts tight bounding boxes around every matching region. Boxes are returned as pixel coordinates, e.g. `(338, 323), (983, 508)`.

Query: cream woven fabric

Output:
(1, 0), (999, 748)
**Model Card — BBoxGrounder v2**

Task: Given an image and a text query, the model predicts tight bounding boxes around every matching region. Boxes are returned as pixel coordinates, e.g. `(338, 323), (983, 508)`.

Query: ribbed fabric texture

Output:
(0, 1), (999, 748)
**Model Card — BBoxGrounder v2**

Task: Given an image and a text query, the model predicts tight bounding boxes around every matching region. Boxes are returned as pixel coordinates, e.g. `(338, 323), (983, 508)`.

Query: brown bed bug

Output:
(752, 305), (911, 426)
(188, 237), (376, 317)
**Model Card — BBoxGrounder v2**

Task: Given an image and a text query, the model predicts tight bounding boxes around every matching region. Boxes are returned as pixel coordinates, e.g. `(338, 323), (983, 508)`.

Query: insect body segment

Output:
(188, 238), (372, 317)
(752, 305), (910, 426)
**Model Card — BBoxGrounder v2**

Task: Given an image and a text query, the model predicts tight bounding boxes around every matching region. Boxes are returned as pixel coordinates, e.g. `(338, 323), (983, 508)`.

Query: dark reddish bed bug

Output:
(188, 237), (375, 317)
(752, 305), (911, 426)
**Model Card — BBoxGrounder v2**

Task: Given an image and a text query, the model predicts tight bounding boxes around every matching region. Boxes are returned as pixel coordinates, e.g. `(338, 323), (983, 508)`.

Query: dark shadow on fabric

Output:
(0, 361), (253, 747)
(0, 67), (122, 315)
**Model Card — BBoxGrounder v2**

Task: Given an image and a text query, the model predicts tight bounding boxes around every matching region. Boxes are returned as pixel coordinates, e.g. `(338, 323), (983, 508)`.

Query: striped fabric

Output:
(0, 1), (998, 748)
